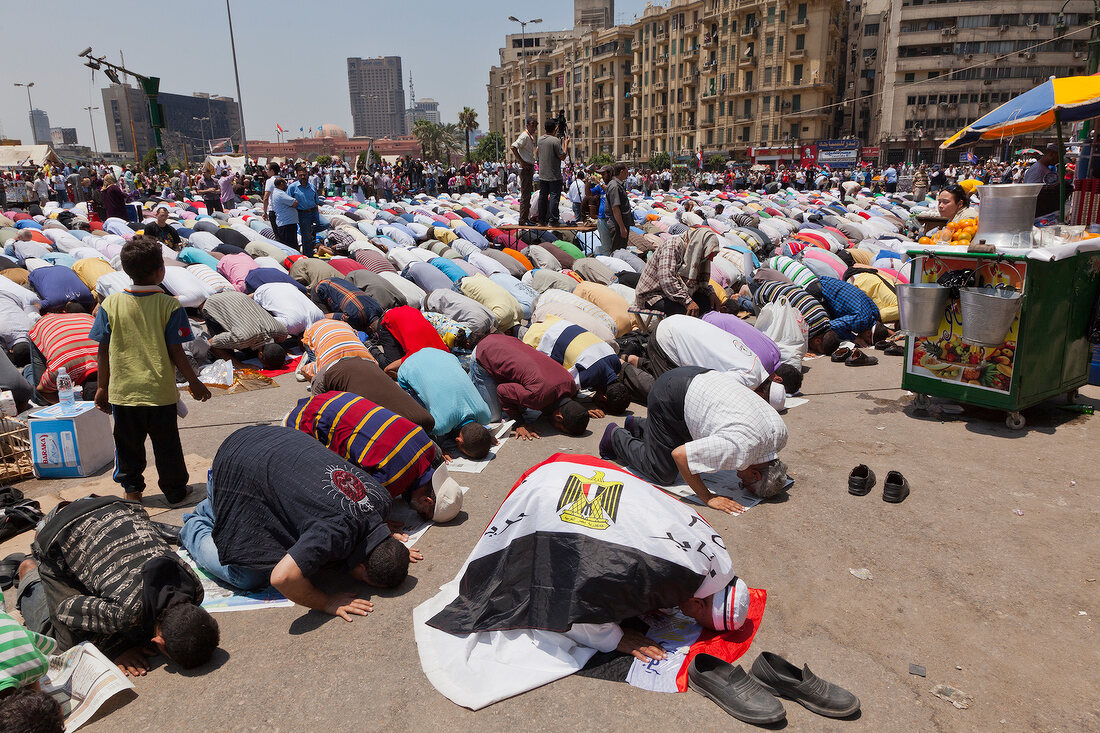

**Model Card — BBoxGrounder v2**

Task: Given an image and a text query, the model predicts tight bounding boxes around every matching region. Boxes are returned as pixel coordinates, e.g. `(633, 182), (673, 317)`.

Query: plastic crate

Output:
(0, 416), (33, 484)
(1090, 344), (1100, 386)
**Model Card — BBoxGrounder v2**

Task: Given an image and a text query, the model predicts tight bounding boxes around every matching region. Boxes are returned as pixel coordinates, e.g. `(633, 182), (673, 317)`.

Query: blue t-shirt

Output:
(271, 188), (299, 225)
(397, 348), (492, 436)
(287, 181), (319, 210)
(176, 246), (221, 269)
(430, 257), (468, 284)
(244, 267), (308, 294)
(28, 266), (95, 311)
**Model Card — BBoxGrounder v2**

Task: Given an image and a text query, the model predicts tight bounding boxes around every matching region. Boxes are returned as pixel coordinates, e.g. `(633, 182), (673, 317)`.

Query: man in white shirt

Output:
(251, 281), (324, 336)
(601, 367), (788, 514)
(261, 162), (281, 229)
(567, 170), (586, 221)
(654, 314), (770, 390)
(511, 118), (538, 225)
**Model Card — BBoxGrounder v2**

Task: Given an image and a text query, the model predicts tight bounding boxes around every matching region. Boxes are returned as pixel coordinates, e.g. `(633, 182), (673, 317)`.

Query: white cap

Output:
(768, 380), (786, 411)
(430, 464), (463, 523)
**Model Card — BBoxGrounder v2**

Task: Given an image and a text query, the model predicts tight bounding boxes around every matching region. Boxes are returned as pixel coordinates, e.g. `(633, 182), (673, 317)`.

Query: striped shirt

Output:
(764, 255), (819, 289)
(49, 500), (201, 653)
(522, 315), (620, 390)
(353, 249), (397, 274)
(301, 319), (374, 380)
(29, 313), (99, 392)
(751, 280), (831, 338)
(202, 291), (288, 350)
(0, 611), (55, 693)
(287, 392), (436, 498)
(186, 263), (236, 293)
(313, 278), (383, 332)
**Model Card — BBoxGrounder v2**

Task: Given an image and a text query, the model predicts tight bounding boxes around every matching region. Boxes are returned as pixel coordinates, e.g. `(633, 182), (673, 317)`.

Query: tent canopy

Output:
(203, 154), (247, 173)
(0, 145), (61, 169)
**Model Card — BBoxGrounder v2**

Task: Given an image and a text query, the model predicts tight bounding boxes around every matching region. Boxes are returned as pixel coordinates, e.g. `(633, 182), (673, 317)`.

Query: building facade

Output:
(847, 0), (1091, 163)
(406, 98), (441, 132)
(49, 128), (78, 146)
(488, 0), (846, 166)
(576, 0), (616, 30)
(101, 84), (241, 163)
(30, 110), (50, 146)
(348, 57), (407, 138)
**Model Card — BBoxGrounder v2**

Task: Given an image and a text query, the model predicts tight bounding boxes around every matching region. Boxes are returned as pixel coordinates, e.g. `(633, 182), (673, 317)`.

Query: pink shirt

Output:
(216, 253), (259, 293)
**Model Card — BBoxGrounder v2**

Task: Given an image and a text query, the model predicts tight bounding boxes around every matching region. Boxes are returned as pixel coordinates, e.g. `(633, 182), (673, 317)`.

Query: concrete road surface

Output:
(4, 356), (1096, 732)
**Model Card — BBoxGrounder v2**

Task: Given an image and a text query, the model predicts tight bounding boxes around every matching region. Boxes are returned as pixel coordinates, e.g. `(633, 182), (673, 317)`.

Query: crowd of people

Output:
(0, 125), (1043, 728)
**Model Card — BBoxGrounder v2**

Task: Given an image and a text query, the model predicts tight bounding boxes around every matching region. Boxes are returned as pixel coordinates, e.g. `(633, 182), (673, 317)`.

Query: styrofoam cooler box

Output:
(28, 402), (114, 478)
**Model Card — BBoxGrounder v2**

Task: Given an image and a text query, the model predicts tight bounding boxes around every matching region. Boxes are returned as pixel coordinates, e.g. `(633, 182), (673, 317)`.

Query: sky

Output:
(0, 0), (649, 150)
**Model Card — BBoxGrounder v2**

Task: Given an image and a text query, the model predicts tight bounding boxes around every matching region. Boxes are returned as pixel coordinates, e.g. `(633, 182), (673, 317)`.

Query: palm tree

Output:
(458, 107), (479, 161)
(413, 119), (437, 159)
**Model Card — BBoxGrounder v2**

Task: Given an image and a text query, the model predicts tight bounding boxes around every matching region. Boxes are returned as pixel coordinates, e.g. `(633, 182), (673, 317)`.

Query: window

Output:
(793, 63), (803, 83)
(792, 94), (801, 112)
(763, 95), (772, 112)
(766, 36), (775, 54)
(795, 34), (805, 50)
(864, 23), (879, 36)
(764, 67), (773, 84)
(904, 72), (915, 82)
(767, 5), (776, 23)
(743, 99), (752, 117)
(778, 37), (784, 52)
(796, 3), (807, 22)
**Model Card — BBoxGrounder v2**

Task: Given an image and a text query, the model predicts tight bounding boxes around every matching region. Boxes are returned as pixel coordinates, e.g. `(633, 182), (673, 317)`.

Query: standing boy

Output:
(90, 235), (212, 505)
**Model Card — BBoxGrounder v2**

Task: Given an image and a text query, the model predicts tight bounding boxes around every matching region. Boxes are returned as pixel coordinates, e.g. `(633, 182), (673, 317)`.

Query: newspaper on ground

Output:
(446, 420), (513, 474)
(784, 396), (809, 409)
(177, 548), (295, 613)
(658, 471), (794, 512)
(41, 641), (135, 733)
(388, 483), (472, 548)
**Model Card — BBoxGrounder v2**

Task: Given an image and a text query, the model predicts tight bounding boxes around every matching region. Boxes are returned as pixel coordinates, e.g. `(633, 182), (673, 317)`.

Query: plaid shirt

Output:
(683, 372), (788, 474)
(817, 276), (881, 339)
(313, 278), (383, 330)
(751, 280), (831, 338)
(634, 238), (711, 308)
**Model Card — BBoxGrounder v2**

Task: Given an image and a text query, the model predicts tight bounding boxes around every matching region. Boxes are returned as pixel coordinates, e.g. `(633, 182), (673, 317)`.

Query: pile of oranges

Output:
(917, 218), (978, 247)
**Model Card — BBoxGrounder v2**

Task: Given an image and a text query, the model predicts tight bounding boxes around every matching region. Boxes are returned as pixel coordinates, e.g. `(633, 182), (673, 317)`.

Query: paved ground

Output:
(3, 355), (1096, 733)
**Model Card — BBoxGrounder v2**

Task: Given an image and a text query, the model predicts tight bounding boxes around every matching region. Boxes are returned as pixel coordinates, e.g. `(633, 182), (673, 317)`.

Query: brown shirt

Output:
(312, 357), (434, 433)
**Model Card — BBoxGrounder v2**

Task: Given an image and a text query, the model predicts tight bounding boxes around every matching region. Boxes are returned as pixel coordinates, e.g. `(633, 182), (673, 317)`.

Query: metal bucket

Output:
(973, 183), (1043, 248)
(959, 287), (1023, 346)
(897, 283), (951, 336)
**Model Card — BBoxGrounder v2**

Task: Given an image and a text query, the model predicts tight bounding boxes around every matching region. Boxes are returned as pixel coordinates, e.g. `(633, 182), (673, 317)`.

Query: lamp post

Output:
(193, 116), (210, 157)
(83, 106), (100, 157)
(14, 82), (37, 144)
(225, 0), (248, 161)
(508, 16), (543, 123)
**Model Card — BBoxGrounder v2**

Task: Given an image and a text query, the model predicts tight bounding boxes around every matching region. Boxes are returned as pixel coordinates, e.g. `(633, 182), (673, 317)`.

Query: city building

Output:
(101, 84), (241, 163)
(406, 98), (441, 131)
(245, 125), (421, 162)
(488, 0), (847, 166)
(576, 0), (616, 30)
(848, 0), (1090, 163)
(49, 127), (79, 146)
(30, 109), (50, 146)
(348, 56), (407, 138)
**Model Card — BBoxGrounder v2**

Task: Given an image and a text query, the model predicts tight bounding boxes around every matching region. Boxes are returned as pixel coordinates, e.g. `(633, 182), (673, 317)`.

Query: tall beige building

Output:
(844, 0), (1090, 163)
(487, 0), (846, 165)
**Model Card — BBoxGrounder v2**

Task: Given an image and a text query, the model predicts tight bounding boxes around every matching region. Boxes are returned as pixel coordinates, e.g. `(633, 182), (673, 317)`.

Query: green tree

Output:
(707, 154), (727, 171)
(413, 120), (462, 163)
(472, 131), (507, 162)
(587, 152), (615, 167)
(649, 151), (671, 170)
(141, 148), (158, 170)
(314, 153), (332, 166)
(458, 107), (479, 161)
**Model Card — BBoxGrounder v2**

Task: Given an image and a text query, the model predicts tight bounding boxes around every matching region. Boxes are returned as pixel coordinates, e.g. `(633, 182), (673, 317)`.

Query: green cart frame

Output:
(901, 248), (1100, 429)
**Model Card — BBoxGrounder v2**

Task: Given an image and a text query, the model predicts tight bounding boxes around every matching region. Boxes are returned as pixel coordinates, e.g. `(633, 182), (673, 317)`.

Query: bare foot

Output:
(125, 492), (144, 503)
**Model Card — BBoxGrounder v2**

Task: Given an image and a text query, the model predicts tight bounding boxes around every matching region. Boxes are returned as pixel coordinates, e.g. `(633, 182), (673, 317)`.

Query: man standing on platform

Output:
(536, 119), (569, 227)
(511, 119), (538, 226)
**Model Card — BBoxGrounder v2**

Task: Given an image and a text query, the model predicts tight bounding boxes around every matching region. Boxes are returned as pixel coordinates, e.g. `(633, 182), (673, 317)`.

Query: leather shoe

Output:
(848, 464), (875, 496)
(749, 651), (861, 718)
(687, 654), (786, 725)
(150, 521), (182, 545)
(883, 471), (910, 503)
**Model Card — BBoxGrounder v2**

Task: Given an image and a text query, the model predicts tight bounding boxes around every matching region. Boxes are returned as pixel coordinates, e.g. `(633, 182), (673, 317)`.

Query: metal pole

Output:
(15, 83), (36, 144)
(521, 22), (529, 122)
(1056, 110), (1067, 222)
(84, 106), (99, 156)
(226, 0), (248, 161)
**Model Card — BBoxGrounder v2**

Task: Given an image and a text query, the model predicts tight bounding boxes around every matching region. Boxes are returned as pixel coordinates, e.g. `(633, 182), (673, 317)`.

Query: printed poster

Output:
(906, 256), (1024, 394)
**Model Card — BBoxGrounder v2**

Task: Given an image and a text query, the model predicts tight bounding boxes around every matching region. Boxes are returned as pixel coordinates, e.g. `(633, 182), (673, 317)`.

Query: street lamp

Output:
(193, 116), (210, 155)
(83, 106), (100, 157)
(508, 16), (543, 122)
(225, 0), (248, 161)
(14, 82), (37, 144)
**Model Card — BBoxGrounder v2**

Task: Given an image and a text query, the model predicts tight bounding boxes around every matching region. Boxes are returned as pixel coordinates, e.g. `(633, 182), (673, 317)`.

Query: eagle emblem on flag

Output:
(556, 471), (622, 530)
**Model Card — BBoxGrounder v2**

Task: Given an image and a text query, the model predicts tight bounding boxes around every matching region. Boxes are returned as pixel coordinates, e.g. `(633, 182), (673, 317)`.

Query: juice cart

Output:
(900, 244), (1100, 429)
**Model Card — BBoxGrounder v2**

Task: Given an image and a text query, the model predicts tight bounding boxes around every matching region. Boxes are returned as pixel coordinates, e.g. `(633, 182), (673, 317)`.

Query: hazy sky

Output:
(1, 0), (649, 149)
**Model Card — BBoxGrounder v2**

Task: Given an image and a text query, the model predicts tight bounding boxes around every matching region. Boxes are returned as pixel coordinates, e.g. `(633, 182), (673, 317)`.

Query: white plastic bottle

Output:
(56, 367), (75, 414)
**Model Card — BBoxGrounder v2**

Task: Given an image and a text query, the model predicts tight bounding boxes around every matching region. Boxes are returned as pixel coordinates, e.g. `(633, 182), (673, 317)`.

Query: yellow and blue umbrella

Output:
(941, 75), (1100, 149)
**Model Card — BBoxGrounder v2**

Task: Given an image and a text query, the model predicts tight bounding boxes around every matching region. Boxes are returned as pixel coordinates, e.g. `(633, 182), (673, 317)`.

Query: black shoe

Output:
(598, 423), (619, 460)
(883, 471), (910, 503)
(150, 521), (182, 545)
(848, 464), (875, 496)
(749, 651), (861, 718)
(687, 654), (786, 725)
(0, 552), (27, 591)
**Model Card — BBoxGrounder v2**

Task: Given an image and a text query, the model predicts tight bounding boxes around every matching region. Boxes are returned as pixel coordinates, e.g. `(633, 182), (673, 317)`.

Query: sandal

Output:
(884, 343), (905, 357)
(831, 347), (852, 363)
(845, 348), (879, 367)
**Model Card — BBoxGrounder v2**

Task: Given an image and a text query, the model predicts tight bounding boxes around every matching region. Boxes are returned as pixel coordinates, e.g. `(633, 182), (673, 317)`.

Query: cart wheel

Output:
(1006, 412), (1026, 430)
(913, 394), (932, 410)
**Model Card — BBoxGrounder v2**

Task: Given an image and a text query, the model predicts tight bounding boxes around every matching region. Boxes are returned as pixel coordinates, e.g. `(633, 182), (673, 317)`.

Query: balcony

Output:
(684, 46), (700, 60)
(740, 25), (758, 38)
(704, 34), (718, 47)
(654, 104), (667, 114)
(654, 80), (667, 91)
(790, 17), (808, 29)
(656, 53), (670, 67)
(738, 54), (758, 67)
(631, 63), (641, 73)
(701, 89), (719, 99)
(788, 48), (805, 60)
(656, 26), (667, 37)
(700, 117), (717, 127)
(683, 71), (700, 86)
(684, 22), (697, 34)
(702, 59), (719, 72)
(631, 106), (641, 117)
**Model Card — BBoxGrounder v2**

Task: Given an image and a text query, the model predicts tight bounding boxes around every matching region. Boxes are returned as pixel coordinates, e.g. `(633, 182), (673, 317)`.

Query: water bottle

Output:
(56, 367), (75, 414)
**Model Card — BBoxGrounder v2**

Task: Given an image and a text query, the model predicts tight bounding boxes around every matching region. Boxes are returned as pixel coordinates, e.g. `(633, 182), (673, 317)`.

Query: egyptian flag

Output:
(276, 124), (284, 134)
(414, 454), (765, 710)
(697, 148), (704, 170)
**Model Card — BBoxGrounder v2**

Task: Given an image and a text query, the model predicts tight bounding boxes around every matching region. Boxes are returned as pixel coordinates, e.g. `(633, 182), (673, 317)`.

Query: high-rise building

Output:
(846, 0), (1089, 163)
(101, 84), (241, 162)
(576, 0), (616, 30)
(406, 98), (441, 131)
(488, 0), (846, 164)
(49, 127), (79, 146)
(347, 56), (406, 138)
(30, 109), (50, 146)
